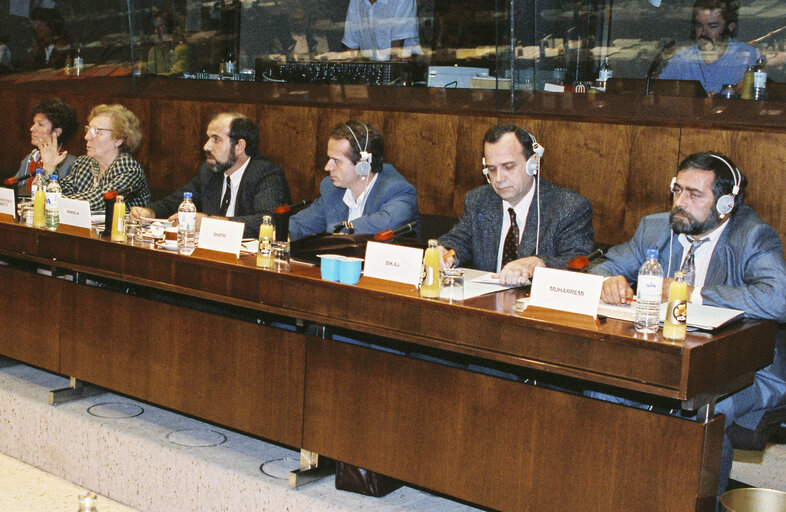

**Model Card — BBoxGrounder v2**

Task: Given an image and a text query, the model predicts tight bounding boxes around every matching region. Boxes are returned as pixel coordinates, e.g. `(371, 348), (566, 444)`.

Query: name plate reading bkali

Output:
(529, 267), (604, 318)
(198, 217), (244, 257)
(363, 241), (424, 285)
(58, 197), (92, 229)
(0, 188), (15, 220)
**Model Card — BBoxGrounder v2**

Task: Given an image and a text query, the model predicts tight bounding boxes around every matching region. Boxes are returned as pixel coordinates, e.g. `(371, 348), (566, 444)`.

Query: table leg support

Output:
(48, 377), (104, 406)
(288, 449), (335, 489)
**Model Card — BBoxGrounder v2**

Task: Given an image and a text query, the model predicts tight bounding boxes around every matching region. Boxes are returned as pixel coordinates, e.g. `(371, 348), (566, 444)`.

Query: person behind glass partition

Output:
(288, 120), (419, 241)
(15, 98), (78, 197)
(341, 0), (422, 61)
(658, 0), (758, 95)
(0, 35), (11, 71)
(54, 104), (151, 211)
(146, 9), (193, 76)
(25, 7), (71, 70)
(129, 112), (291, 238)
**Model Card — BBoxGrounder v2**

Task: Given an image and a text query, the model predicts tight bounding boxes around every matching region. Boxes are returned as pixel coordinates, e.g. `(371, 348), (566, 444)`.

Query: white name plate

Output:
(58, 197), (92, 229)
(529, 267), (604, 318)
(363, 241), (424, 285)
(197, 217), (244, 257)
(0, 188), (15, 219)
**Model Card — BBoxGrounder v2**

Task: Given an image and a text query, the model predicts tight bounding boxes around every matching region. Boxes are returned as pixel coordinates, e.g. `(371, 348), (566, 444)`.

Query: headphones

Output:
(669, 153), (741, 217)
(346, 123), (372, 177)
(482, 131), (545, 181)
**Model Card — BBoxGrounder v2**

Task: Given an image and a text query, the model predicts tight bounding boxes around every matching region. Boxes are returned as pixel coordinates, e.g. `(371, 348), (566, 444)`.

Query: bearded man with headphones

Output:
(288, 120), (418, 241)
(437, 123), (594, 286)
(658, 0), (758, 95)
(592, 151), (786, 506)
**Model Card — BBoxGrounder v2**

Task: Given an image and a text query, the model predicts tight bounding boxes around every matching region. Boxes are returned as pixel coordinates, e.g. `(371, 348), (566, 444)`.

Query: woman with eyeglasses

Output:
(15, 98), (78, 196)
(56, 104), (151, 211)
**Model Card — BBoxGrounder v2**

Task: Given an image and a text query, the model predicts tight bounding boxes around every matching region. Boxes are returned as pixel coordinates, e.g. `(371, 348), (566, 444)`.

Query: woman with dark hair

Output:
(15, 98), (78, 196)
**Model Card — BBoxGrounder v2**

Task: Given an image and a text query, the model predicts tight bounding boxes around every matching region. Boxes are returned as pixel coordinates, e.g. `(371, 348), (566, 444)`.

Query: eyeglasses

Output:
(84, 126), (113, 136)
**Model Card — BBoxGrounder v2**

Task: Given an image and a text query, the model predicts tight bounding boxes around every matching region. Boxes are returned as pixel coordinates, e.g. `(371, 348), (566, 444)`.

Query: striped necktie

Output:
(681, 237), (709, 286)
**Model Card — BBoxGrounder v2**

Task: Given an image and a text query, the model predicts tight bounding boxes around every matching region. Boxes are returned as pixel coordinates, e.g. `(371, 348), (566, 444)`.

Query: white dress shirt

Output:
(495, 183), (536, 272)
(344, 172), (379, 222)
(221, 157), (250, 218)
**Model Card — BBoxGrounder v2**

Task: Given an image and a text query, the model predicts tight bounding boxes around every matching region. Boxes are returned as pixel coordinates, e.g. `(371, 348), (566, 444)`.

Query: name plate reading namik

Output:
(58, 197), (92, 229)
(198, 217), (244, 257)
(363, 241), (424, 285)
(529, 267), (604, 318)
(0, 188), (15, 220)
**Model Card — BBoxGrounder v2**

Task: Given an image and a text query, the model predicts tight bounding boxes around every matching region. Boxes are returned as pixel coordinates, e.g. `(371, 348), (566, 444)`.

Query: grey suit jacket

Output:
(438, 179), (595, 272)
(148, 153), (290, 238)
(592, 204), (786, 427)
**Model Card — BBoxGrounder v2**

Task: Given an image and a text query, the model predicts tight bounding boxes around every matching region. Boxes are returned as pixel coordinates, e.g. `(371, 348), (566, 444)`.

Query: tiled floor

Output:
(0, 453), (139, 512)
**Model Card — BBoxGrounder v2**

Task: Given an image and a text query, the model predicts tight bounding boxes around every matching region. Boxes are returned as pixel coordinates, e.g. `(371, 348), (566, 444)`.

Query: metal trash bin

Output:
(720, 488), (786, 512)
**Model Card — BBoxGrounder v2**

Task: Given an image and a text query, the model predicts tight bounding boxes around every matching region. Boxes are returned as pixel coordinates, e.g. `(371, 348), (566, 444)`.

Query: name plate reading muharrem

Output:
(529, 266), (604, 318)
(363, 240), (424, 285)
(198, 217), (244, 257)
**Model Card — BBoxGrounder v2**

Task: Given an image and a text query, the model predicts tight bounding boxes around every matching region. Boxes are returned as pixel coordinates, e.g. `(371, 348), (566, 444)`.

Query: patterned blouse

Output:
(60, 152), (151, 212)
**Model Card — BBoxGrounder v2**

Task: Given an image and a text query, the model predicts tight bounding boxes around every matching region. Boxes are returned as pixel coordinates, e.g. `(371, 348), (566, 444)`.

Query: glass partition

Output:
(0, 0), (784, 107)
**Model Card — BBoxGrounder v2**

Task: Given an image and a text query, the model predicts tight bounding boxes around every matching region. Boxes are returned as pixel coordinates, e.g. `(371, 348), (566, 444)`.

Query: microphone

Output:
(373, 221), (418, 241)
(567, 248), (605, 272)
(645, 40), (675, 95)
(273, 199), (310, 215)
(4, 172), (34, 186)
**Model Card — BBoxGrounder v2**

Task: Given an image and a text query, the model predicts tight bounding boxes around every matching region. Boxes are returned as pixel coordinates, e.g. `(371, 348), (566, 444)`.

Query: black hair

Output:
(678, 151), (747, 212)
(228, 116), (259, 156)
(32, 98), (78, 145)
(483, 123), (536, 159)
(692, 0), (739, 37)
(330, 121), (384, 174)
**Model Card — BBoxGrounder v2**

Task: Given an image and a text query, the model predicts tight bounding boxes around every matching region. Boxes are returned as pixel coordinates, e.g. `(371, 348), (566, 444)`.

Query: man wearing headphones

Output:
(591, 151), (786, 505)
(288, 120), (418, 241)
(658, 0), (758, 95)
(437, 123), (594, 286)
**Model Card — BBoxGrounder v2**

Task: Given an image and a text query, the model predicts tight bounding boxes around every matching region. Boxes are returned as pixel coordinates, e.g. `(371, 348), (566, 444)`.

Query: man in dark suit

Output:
(130, 112), (290, 238)
(438, 123), (594, 285)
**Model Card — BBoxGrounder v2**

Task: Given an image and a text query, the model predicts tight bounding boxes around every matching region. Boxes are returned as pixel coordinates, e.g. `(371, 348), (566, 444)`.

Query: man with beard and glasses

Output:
(131, 112), (290, 238)
(589, 151), (786, 507)
(658, 0), (758, 95)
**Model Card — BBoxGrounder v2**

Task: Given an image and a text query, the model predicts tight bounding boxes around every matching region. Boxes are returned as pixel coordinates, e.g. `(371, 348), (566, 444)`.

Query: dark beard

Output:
(206, 151), (235, 174)
(669, 206), (721, 235)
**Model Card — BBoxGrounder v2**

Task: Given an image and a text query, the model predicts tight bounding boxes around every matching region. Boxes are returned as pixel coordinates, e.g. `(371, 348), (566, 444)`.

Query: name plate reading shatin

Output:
(58, 197), (92, 229)
(0, 188), (15, 220)
(197, 217), (245, 257)
(528, 266), (604, 318)
(363, 240), (424, 285)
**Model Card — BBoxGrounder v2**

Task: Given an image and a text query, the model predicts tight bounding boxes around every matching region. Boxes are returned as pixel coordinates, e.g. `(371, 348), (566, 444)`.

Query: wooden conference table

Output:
(0, 219), (776, 512)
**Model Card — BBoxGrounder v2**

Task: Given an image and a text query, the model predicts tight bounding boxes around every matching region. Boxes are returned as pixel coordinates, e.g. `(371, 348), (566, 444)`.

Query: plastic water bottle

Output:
(45, 174), (61, 230)
(635, 248), (663, 333)
(177, 192), (197, 255)
(753, 56), (767, 101)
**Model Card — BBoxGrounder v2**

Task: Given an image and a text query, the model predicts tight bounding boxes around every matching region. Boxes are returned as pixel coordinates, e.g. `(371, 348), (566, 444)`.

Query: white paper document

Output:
(597, 302), (744, 331)
(461, 268), (514, 300)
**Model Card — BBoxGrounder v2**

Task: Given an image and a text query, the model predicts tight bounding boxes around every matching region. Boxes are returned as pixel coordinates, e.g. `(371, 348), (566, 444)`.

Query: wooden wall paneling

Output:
(680, 128), (786, 247)
(146, 99), (205, 194)
(0, 266), (61, 372)
(59, 284), (306, 447)
(367, 111), (459, 217)
(303, 337), (723, 512)
(256, 104), (326, 204)
(452, 114), (499, 215)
